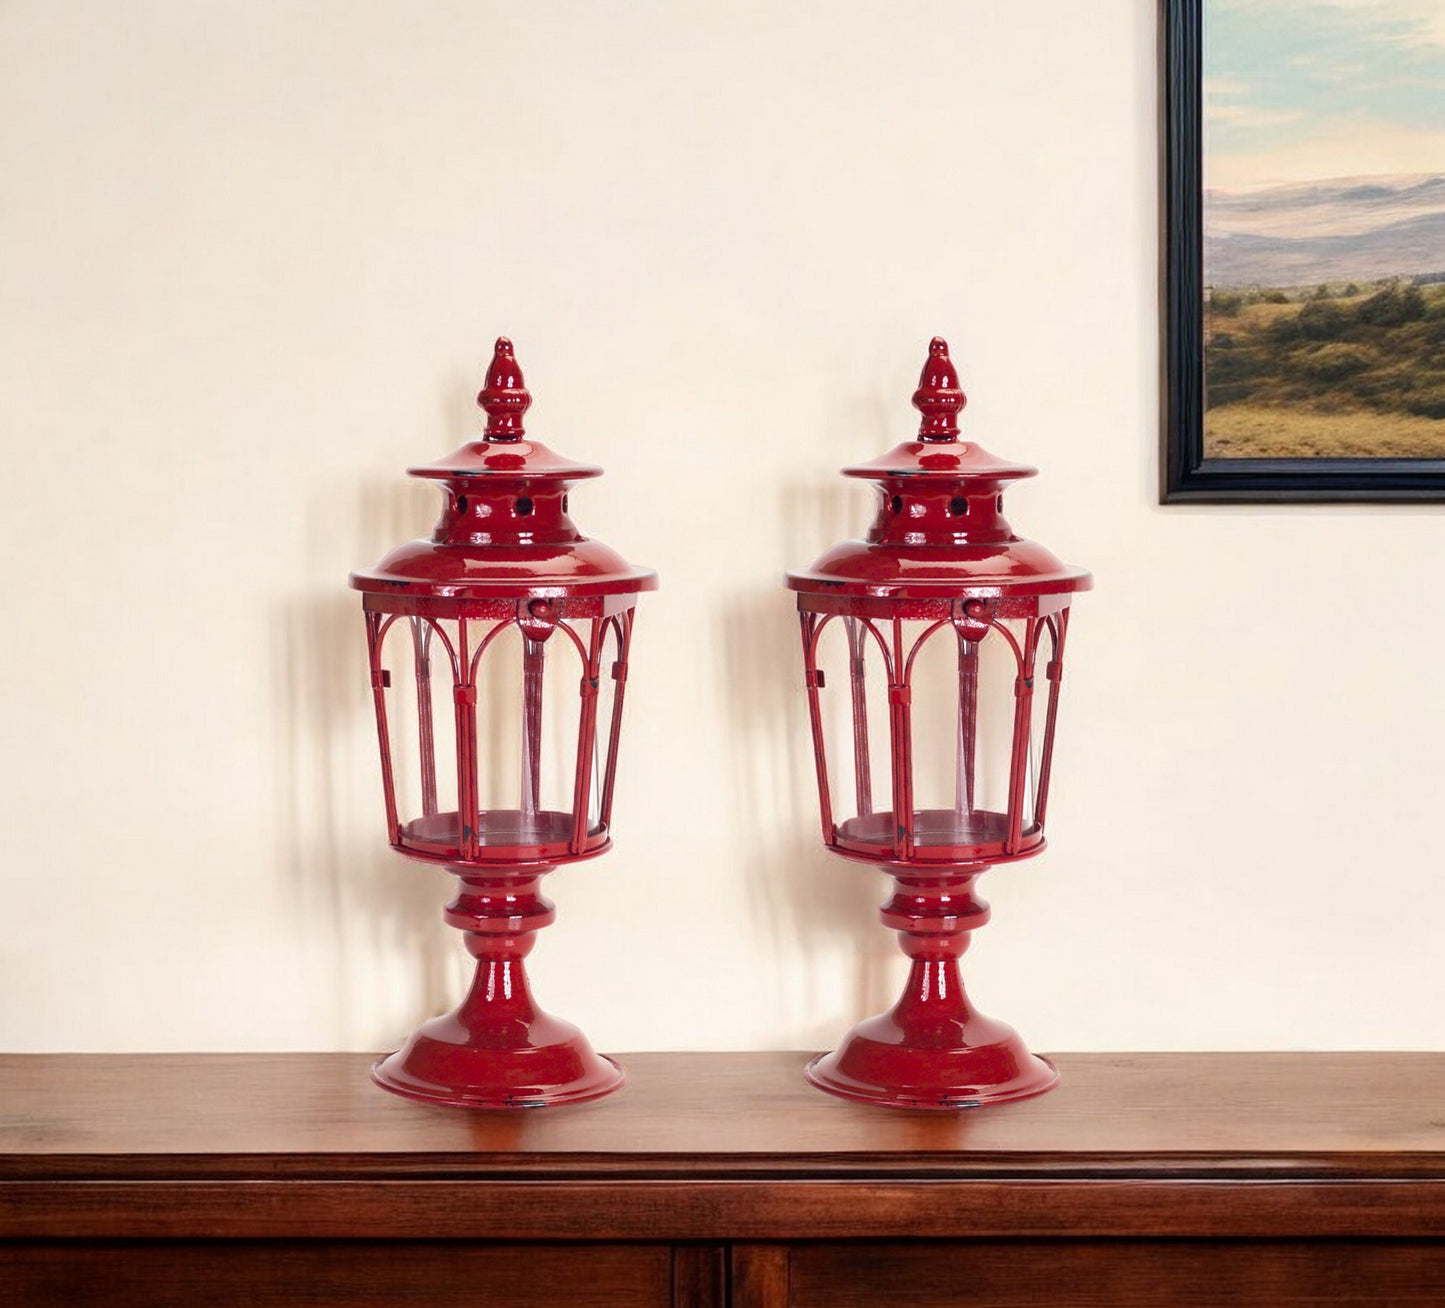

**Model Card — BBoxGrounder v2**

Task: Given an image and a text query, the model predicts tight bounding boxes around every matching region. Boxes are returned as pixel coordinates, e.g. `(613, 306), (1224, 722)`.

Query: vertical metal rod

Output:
(412, 619), (438, 817)
(889, 616), (913, 861)
(955, 630), (979, 822)
(1034, 608), (1069, 830)
(569, 619), (604, 853)
(799, 612), (834, 844)
(599, 609), (633, 830)
(455, 619), (478, 859)
(1005, 619), (1039, 855)
(521, 636), (545, 821)
(366, 611), (400, 843)
(846, 617), (873, 817)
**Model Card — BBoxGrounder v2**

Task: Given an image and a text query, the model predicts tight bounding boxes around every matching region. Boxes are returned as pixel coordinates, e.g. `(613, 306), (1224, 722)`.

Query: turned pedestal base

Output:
(372, 867), (624, 1110)
(806, 868), (1057, 1110)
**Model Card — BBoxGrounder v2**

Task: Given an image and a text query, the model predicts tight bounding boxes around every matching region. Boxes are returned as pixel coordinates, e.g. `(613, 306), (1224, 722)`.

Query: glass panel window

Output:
(374, 615), (462, 854)
(905, 615), (1029, 854)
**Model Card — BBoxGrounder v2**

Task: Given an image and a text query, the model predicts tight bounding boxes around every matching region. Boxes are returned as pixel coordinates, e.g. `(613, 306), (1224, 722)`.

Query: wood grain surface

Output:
(1, 1052), (1442, 1304)
(0, 1241), (674, 1307)
(787, 1240), (1445, 1308)
(3, 1051), (1442, 1175)
(3, 1051), (1443, 1242)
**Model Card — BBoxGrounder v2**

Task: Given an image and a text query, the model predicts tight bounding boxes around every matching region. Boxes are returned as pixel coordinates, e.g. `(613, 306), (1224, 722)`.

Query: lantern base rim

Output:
(803, 1044), (1058, 1111)
(370, 1049), (625, 1110)
(369, 1005), (624, 1109)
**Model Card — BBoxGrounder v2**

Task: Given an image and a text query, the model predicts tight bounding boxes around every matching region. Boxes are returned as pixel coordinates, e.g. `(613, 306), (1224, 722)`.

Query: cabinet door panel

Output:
(788, 1240), (1445, 1308)
(0, 1240), (674, 1307)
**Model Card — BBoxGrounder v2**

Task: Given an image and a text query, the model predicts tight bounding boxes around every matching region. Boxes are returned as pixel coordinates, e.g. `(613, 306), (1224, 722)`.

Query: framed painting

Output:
(1163, 0), (1445, 501)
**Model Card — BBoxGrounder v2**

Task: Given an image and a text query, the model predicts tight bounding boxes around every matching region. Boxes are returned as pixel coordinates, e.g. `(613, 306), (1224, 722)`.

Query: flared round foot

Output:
(371, 1009), (625, 1109)
(805, 1015), (1058, 1110)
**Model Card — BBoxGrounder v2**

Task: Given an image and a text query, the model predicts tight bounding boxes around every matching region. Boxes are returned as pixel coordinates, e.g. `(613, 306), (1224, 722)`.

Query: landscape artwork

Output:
(1202, 0), (1445, 460)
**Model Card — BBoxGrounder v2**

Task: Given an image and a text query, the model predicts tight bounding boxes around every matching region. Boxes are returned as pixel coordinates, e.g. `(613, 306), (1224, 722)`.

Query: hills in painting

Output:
(1205, 174), (1445, 288)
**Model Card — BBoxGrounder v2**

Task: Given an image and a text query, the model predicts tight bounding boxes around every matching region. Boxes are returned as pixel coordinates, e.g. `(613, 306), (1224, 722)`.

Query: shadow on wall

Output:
(719, 408), (902, 1047)
(272, 475), (461, 1049)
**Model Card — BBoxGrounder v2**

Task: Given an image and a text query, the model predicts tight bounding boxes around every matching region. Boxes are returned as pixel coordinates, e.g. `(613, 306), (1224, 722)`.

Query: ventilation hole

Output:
(455, 495), (468, 513)
(949, 497), (967, 516)
(562, 495), (569, 512)
(996, 494), (1003, 510)
(516, 496), (534, 517)
(890, 495), (903, 514)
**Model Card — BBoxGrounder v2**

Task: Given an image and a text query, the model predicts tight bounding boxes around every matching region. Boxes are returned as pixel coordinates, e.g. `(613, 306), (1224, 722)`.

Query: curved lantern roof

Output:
(787, 338), (1092, 601)
(351, 338), (657, 602)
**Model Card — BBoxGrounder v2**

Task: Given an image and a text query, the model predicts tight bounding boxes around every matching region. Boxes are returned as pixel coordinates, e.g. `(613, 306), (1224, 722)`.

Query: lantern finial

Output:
(478, 336), (532, 441)
(912, 336), (967, 442)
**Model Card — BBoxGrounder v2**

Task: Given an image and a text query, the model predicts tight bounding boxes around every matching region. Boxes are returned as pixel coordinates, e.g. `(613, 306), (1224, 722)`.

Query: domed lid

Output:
(351, 338), (657, 602)
(786, 337), (1090, 600)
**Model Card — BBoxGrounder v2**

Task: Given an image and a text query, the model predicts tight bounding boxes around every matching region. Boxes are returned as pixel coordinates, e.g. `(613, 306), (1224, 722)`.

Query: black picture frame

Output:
(1161, 0), (1445, 503)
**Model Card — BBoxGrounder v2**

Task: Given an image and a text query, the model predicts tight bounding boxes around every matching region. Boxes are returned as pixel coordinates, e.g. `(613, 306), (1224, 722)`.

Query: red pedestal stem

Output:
(805, 868), (1057, 1110)
(372, 865), (624, 1109)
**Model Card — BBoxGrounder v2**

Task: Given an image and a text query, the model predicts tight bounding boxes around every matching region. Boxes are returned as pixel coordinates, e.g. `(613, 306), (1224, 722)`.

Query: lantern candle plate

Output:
(398, 809), (609, 861)
(834, 808), (1043, 862)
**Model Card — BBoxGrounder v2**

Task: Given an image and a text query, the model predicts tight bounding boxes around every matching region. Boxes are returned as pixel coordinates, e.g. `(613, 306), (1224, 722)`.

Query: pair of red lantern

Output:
(350, 336), (1090, 1111)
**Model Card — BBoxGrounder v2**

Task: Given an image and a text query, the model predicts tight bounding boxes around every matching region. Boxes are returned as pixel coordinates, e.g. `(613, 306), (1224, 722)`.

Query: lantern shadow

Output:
(717, 470), (899, 1047)
(271, 475), (462, 1048)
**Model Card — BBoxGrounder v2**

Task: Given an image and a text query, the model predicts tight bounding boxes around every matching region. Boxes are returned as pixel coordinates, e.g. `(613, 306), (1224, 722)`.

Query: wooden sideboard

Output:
(1, 1051), (1442, 1305)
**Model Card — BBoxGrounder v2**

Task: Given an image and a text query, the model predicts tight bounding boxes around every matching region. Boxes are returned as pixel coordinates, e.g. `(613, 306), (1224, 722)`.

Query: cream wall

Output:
(2, 0), (1441, 1054)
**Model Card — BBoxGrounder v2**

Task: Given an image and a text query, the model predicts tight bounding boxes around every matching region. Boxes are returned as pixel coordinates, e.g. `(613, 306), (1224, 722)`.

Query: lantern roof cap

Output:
(406, 337), (604, 483)
(787, 336), (1090, 602)
(351, 338), (656, 602)
(842, 338), (1037, 485)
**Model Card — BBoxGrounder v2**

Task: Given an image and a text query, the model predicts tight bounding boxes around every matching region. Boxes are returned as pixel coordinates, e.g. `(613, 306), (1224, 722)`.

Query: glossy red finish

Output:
(351, 338), (655, 1109)
(787, 337), (1090, 1110)
(352, 339), (652, 602)
(786, 340), (1089, 603)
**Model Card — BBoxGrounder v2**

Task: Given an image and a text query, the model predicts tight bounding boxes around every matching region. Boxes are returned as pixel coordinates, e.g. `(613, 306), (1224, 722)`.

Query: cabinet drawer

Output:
(0, 1240), (676, 1307)
(786, 1239), (1445, 1307)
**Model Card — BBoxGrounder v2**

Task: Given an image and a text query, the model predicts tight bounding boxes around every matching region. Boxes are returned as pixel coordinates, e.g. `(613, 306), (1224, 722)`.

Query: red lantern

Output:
(787, 338), (1090, 1109)
(351, 338), (656, 1108)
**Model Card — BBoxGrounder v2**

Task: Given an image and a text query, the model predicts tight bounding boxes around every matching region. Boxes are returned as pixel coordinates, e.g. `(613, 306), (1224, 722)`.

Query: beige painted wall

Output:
(2, 1), (1440, 1054)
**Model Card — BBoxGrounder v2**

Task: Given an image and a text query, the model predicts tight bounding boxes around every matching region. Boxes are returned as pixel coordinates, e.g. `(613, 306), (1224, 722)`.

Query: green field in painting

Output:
(1204, 280), (1445, 458)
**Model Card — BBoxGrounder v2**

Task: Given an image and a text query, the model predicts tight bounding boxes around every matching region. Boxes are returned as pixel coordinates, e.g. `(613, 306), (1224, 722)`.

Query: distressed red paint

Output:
(351, 338), (656, 1108)
(787, 337), (1090, 1109)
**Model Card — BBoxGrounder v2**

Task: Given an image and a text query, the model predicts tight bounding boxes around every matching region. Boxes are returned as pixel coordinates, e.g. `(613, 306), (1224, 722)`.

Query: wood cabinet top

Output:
(3, 1051), (1443, 1178)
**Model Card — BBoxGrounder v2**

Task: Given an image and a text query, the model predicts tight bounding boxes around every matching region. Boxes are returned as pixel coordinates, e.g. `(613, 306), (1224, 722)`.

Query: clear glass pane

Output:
(812, 616), (892, 839)
(375, 616), (460, 847)
(474, 621), (525, 822)
(535, 619), (585, 825)
(415, 619), (460, 822)
(810, 609), (1055, 859)
(471, 617), (587, 847)
(907, 616), (1024, 850)
(1029, 607), (1071, 834)
(591, 614), (628, 835)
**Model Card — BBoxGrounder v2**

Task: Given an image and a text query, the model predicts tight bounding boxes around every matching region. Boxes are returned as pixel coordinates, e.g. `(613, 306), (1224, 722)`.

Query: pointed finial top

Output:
(477, 336), (532, 440)
(911, 336), (967, 442)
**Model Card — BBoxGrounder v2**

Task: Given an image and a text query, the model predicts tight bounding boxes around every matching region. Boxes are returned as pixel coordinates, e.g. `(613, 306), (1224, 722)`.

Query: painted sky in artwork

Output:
(1205, 0), (1445, 190)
